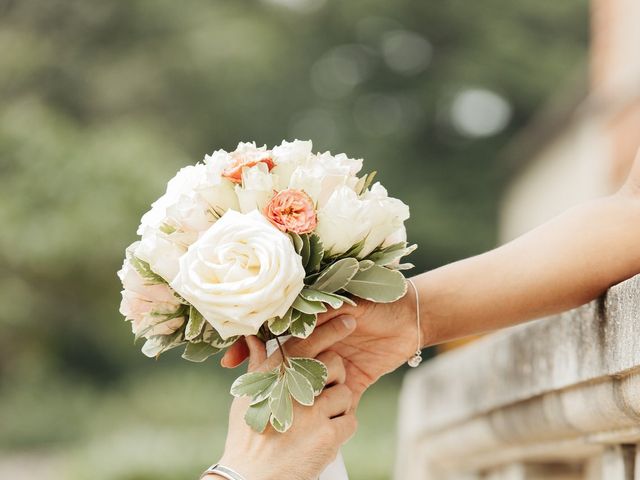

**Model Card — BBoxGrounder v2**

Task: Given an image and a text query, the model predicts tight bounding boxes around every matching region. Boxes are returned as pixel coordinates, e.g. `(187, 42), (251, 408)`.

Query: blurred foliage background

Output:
(0, 0), (588, 478)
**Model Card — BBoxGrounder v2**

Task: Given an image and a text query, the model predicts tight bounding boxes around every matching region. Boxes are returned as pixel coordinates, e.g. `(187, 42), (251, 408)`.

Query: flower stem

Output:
(274, 336), (289, 368)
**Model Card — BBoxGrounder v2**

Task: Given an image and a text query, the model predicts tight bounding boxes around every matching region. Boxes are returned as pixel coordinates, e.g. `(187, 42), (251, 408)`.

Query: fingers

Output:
(221, 338), (249, 368)
(286, 315), (356, 358)
(221, 313), (356, 369)
(317, 384), (353, 418)
(316, 304), (356, 328)
(316, 351), (346, 386)
(330, 413), (358, 445)
(245, 336), (267, 372)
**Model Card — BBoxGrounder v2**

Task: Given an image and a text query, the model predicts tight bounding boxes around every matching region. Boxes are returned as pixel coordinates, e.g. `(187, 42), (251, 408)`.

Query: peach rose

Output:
(222, 151), (275, 184)
(265, 189), (317, 234)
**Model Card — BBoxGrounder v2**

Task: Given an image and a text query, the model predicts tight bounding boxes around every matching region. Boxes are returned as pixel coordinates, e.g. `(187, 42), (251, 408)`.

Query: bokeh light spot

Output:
(381, 30), (432, 76)
(449, 88), (512, 138)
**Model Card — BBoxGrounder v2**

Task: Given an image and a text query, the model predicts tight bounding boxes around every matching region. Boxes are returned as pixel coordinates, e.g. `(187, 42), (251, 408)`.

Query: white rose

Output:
(117, 246), (185, 340)
(138, 164), (237, 234)
(203, 148), (234, 178)
(136, 163), (240, 282)
(315, 183), (410, 257)
(359, 182), (410, 257)
(134, 231), (188, 283)
(383, 224), (407, 247)
(235, 163), (275, 213)
(170, 210), (305, 339)
(315, 186), (371, 255)
(271, 139), (313, 188)
(288, 151), (363, 207)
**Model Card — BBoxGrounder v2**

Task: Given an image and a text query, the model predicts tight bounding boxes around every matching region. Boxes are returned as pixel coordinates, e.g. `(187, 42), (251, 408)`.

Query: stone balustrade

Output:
(395, 275), (640, 479)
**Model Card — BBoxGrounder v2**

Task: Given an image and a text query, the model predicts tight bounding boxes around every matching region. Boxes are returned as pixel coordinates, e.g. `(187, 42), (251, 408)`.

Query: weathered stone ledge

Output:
(395, 274), (640, 479)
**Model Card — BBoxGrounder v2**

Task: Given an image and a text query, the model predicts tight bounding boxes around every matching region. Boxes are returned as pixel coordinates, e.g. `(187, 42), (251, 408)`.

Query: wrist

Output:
(404, 274), (434, 349)
(400, 277), (426, 354)
(217, 455), (271, 480)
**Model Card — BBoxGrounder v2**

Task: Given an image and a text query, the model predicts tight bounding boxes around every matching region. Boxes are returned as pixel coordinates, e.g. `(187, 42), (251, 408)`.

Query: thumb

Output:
(245, 336), (267, 372)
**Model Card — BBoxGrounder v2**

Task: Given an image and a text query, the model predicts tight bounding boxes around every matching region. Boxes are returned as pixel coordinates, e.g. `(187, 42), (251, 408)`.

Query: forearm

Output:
(414, 191), (640, 346)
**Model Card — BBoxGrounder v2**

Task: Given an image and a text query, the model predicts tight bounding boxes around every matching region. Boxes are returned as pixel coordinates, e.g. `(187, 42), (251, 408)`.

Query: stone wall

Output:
(395, 275), (640, 479)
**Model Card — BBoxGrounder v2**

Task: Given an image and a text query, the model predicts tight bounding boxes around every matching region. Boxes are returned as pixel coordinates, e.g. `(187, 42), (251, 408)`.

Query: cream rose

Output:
(359, 182), (410, 257)
(135, 163), (240, 282)
(271, 139), (313, 188)
(288, 151), (363, 207)
(117, 245), (185, 340)
(315, 183), (409, 257)
(170, 210), (305, 339)
(235, 163), (275, 213)
(314, 186), (371, 255)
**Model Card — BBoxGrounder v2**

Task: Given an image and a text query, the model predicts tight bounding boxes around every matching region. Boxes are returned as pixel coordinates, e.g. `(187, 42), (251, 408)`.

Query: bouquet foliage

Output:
(118, 140), (415, 432)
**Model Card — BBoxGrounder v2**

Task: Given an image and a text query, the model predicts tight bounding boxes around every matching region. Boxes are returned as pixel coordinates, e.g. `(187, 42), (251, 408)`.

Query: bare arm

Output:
(416, 190), (640, 345)
(223, 149), (640, 405)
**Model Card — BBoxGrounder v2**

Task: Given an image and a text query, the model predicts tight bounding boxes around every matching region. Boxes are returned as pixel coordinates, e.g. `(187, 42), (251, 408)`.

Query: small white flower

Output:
(170, 210), (305, 339)
(117, 246), (185, 339)
(359, 182), (410, 257)
(235, 163), (275, 214)
(288, 151), (363, 207)
(315, 183), (409, 257)
(315, 186), (371, 255)
(136, 163), (239, 282)
(271, 139), (313, 188)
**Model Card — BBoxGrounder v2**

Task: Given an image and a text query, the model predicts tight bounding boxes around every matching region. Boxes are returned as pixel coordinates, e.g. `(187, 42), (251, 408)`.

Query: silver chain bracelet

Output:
(406, 278), (423, 368)
(200, 463), (247, 480)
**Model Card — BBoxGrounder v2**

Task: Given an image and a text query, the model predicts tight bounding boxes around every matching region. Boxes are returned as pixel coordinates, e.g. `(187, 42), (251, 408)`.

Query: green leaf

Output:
(359, 259), (375, 271)
(134, 307), (187, 341)
(325, 291), (357, 307)
(250, 377), (279, 405)
(307, 234), (324, 273)
(344, 265), (408, 303)
(270, 415), (288, 433)
(355, 171), (377, 195)
(268, 309), (293, 335)
(394, 263), (415, 271)
(231, 371), (279, 397)
(130, 255), (167, 285)
(141, 331), (184, 358)
(159, 223), (177, 234)
(289, 358), (328, 395)
(300, 288), (349, 309)
(300, 234), (311, 268)
(312, 257), (359, 293)
(184, 306), (206, 341)
(289, 312), (317, 339)
(269, 377), (293, 430)
(292, 296), (327, 314)
(303, 272), (321, 286)
(289, 232), (303, 254)
(285, 367), (315, 406)
(340, 237), (367, 260)
(244, 399), (271, 433)
(182, 341), (220, 362)
(202, 324), (238, 348)
(367, 243), (417, 267)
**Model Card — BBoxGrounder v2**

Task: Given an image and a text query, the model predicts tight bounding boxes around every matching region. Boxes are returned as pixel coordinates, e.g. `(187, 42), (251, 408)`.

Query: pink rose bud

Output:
(265, 189), (317, 235)
(222, 153), (275, 183)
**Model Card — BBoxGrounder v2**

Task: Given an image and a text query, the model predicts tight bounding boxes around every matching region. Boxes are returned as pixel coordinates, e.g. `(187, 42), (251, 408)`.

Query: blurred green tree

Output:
(0, 0), (587, 395)
(0, 1), (588, 477)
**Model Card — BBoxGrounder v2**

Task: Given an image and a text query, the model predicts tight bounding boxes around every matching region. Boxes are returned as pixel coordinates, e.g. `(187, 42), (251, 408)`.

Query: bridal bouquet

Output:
(118, 140), (415, 433)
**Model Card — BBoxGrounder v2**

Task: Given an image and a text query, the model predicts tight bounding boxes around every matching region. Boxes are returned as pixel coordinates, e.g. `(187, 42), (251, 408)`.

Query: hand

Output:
(209, 315), (359, 480)
(222, 293), (418, 407)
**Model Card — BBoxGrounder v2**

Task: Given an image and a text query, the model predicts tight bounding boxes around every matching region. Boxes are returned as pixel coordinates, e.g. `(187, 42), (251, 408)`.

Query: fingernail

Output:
(220, 356), (229, 368)
(341, 315), (356, 330)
